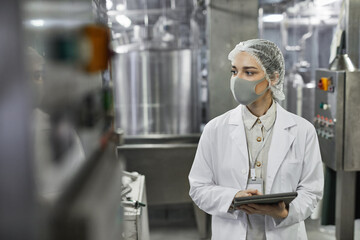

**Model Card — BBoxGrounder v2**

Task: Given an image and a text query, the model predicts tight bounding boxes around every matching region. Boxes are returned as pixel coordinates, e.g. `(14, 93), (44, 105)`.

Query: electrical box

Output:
(314, 69), (360, 171)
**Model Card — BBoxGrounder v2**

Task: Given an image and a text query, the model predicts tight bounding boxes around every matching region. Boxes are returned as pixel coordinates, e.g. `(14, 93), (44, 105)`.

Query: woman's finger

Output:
(243, 204), (258, 211)
(241, 205), (262, 214)
(240, 205), (253, 213)
(248, 203), (264, 209)
(278, 201), (286, 209)
(244, 189), (260, 195)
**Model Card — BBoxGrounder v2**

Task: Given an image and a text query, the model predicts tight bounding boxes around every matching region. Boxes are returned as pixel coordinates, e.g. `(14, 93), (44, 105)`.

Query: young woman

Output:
(189, 39), (323, 240)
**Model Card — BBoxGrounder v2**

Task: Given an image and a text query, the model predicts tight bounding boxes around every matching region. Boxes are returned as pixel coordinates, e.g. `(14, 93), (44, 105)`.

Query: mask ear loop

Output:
(254, 77), (271, 96)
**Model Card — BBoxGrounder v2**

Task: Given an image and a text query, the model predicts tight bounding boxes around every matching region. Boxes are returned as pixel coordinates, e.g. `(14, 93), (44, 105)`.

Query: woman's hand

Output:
(235, 189), (262, 198)
(229, 189), (262, 212)
(239, 201), (289, 219)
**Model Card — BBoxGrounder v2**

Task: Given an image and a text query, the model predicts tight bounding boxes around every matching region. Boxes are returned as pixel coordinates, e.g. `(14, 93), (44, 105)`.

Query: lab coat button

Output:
(256, 137), (262, 142)
(257, 119), (262, 124)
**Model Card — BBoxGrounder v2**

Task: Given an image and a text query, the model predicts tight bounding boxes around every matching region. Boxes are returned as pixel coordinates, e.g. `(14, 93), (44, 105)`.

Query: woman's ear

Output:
(270, 72), (280, 86)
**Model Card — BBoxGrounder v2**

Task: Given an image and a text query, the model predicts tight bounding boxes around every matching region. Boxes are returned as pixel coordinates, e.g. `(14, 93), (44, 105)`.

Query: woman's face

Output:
(231, 51), (268, 95)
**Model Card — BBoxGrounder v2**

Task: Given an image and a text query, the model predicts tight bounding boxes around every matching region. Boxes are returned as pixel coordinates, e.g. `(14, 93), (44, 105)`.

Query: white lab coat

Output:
(189, 103), (323, 240)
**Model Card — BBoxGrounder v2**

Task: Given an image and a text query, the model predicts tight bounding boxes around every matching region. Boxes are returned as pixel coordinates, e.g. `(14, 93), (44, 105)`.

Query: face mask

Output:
(230, 76), (269, 105)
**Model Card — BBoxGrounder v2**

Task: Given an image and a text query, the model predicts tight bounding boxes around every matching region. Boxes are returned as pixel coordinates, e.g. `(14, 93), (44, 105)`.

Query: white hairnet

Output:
(228, 39), (285, 101)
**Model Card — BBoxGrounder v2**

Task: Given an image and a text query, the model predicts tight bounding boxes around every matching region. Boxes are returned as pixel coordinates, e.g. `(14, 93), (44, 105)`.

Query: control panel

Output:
(314, 69), (345, 171)
(317, 77), (335, 92)
(314, 114), (335, 139)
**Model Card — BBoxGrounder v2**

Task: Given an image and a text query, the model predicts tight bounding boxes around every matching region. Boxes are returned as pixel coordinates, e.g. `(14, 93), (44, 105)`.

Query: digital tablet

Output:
(234, 192), (298, 207)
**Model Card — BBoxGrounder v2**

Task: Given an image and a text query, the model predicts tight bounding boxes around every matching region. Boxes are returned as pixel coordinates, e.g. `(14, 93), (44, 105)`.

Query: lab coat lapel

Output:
(230, 125), (249, 162)
(229, 105), (249, 189)
(266, 103), (296, 193)
(229, 105), (249, 161)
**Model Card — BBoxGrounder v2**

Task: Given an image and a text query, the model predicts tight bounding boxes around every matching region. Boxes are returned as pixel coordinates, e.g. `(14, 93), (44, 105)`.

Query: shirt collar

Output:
(260, 101), (276, 131)
(242, 106), (258, 130)
(242, 101), (277, 131)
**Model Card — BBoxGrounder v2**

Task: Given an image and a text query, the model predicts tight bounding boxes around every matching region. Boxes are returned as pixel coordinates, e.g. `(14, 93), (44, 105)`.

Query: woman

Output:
(189, 39), (323, 240)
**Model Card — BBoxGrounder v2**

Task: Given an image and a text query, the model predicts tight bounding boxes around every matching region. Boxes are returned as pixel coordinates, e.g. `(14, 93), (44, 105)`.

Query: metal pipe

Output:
(258, 7), (264, 39)
(346, 0), (360, 67)
(143, 0), (149, 26)
(299, 18), (313, 62)
(0, 1), (35, 239)
(281, 12), (314, 53)
(281, 13), (301, 52)
(170, 0), (176, 9)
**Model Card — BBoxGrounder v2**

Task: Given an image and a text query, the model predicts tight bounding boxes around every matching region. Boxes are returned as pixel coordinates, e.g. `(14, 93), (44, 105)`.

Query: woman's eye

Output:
(246, 71), (254, 76)
(231, 70), (237, 75)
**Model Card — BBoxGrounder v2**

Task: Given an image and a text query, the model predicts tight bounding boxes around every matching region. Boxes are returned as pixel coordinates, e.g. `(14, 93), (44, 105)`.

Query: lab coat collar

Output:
(228, 102), (297, 193)
(228, 102), (295, 130)
(272, 102), (296, 130)
(228, 104), (243, 126)
(229, 105), (249, 190)
(266, 103), (297, 193)
(242, 101), (276, 131)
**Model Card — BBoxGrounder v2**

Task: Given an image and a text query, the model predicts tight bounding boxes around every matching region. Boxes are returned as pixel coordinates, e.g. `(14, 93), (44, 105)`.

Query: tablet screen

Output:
(234, 192), (298, 207)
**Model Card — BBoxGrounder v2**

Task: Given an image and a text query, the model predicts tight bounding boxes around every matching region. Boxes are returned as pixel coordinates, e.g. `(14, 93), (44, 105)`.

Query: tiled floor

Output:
(305, 219), (336, 240)
(150, 226), (200, 240)
(150, 220), (335, 240)
(148, 204), (360, 240)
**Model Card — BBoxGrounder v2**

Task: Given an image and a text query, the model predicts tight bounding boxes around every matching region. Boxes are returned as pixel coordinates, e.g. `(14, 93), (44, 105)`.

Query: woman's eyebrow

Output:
(231, 65), (237, 69)
(243, 66), (258, 70)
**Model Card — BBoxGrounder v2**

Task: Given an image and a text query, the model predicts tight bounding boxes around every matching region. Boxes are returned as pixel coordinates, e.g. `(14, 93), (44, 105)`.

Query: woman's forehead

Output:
(232, 51), (261, 69)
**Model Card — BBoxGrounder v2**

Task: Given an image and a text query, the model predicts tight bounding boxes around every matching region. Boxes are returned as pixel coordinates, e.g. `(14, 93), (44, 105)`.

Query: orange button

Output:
(256, 137), (262, 142)
(256, 161), (262, 167)
(321, 77), (329, 91)
(82, 24), (110, 72)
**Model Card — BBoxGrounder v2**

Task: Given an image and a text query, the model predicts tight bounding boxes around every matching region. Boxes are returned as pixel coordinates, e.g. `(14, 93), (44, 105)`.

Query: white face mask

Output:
(230, 76), (269, 105)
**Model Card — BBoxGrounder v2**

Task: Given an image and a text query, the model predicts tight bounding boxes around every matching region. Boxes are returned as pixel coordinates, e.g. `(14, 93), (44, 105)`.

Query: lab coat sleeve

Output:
(273, 125), (324, 227)
(189, 124), (240, 219)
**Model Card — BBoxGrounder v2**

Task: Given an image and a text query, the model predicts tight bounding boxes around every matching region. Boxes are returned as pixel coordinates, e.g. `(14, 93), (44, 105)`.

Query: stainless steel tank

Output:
(112, 49), (200, 136)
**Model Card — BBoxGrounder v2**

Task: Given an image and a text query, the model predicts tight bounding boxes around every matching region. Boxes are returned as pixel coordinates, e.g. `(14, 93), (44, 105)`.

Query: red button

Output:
(318, 80), (323, 89)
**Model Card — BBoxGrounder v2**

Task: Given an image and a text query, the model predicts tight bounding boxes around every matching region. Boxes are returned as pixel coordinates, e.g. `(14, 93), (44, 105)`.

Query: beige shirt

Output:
(242, 101), (276, 240)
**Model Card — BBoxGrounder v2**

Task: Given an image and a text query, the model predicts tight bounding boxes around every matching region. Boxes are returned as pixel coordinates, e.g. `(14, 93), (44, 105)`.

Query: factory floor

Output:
(148, 204), (360, 240)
